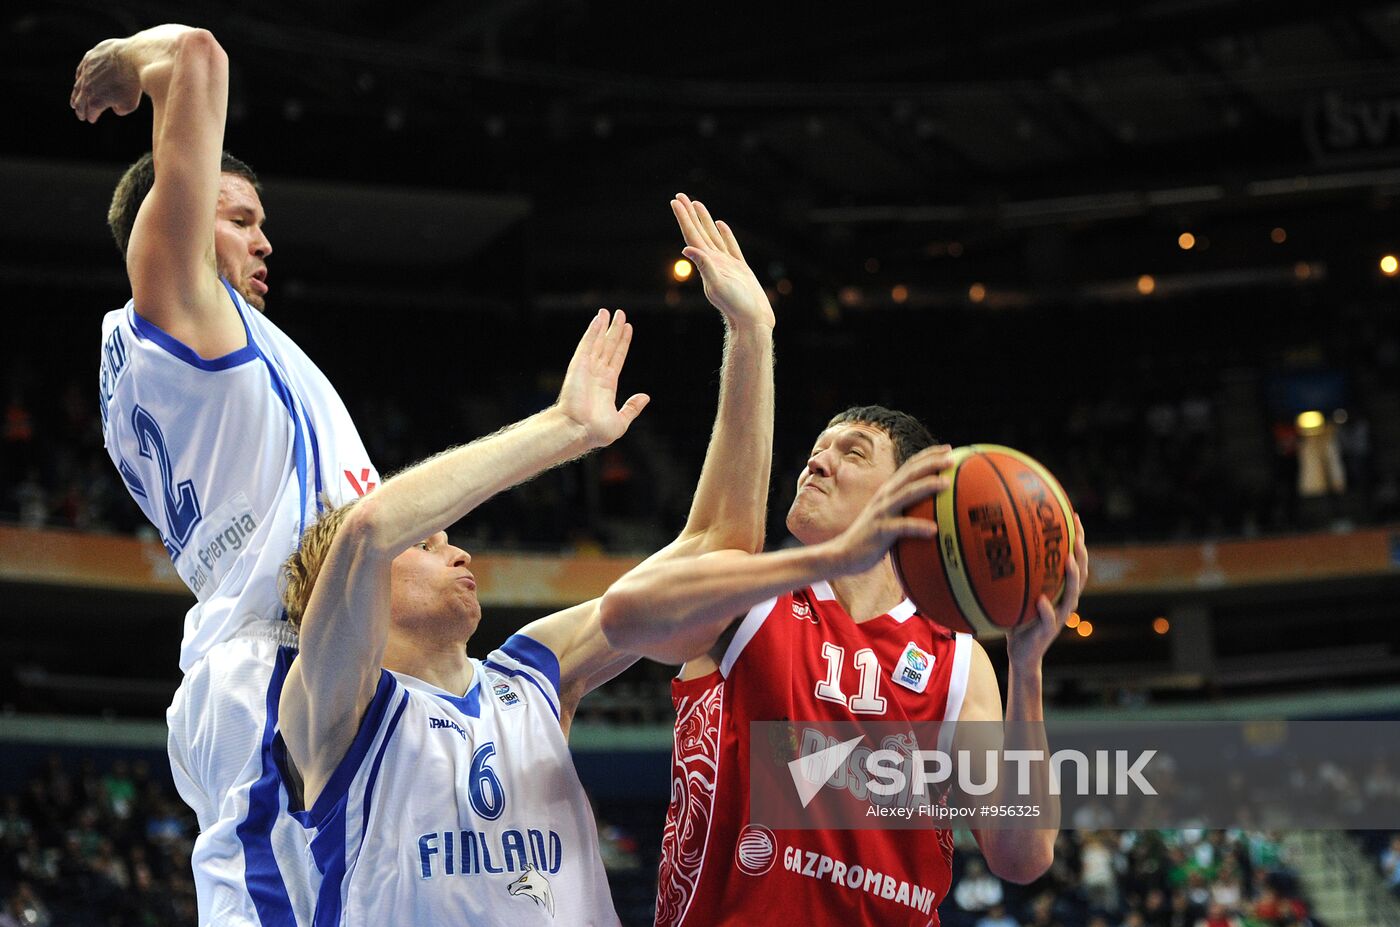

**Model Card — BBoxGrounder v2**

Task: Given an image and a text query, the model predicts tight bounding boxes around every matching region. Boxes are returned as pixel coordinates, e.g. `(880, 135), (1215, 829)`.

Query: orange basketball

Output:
(892, 445), (1075, 635)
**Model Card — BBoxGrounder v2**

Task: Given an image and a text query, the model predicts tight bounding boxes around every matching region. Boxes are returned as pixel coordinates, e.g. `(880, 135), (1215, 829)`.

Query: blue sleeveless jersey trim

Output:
(498, 633), (561, 696)
(303, 670), (398, 827)
(234, 644), (298, 927)
(125, 281), (259, 371)
(310, 688), (409, 927)
(485, 634), (562, 720)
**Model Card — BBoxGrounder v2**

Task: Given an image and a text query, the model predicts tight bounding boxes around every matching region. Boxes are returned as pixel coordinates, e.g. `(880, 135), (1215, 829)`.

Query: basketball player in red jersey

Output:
(600, 406), (1088, 925)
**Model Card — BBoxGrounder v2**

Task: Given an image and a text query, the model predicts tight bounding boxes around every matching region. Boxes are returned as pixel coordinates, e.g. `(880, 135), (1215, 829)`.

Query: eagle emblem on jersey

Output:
(507, 865), (555, 917)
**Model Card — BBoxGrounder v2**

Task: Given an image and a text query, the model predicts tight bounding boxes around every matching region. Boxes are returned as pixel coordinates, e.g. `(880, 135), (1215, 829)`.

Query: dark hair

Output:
(826, 404), (938, 466)
(107, 151), (261, 260)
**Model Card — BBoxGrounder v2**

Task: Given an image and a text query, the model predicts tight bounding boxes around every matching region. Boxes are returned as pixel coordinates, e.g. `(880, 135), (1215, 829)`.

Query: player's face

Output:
(786, 422), (899, 544)
(213, 174), (272, 311)
(389, 531), (481, 640)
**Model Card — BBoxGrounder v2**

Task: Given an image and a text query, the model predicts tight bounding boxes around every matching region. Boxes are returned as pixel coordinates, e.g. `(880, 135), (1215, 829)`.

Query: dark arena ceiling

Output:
(4, 0), (1400, 311)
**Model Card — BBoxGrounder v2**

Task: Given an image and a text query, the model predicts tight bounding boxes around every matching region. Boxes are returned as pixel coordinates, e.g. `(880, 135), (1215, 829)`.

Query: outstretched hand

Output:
(830, 445), (954, 575)
(671, 194), (775, 331)
(71, 37), (144, 124)
(557, 309), (650, 449)
(1005, 514), (1089, 669)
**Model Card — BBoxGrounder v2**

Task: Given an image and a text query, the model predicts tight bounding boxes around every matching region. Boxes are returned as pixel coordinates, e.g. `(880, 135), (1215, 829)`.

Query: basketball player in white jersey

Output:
(75, 25), (378, 925)
(275, 195), (775, 924)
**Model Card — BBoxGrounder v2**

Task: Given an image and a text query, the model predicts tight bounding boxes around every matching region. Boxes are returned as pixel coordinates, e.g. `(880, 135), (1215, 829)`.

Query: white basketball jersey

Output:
(291, 634), (619, 927)
(98, 281), (379, 672)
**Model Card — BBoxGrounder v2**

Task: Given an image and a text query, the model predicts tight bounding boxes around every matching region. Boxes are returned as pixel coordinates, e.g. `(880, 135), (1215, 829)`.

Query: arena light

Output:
(1137, 274), (1156, 295)
(1381, 254), (1398, 276)
(672, 258), (694, 282)
(1271, 227), (1287, 244)
(1066, 612), (1081, 629)
(1177, 232), (1196, 250)
(1153, 616), (1170, 635)
(968, 282), (987, 304)
(1296, 410), (1326, 435)
(891, 284), (909, 304)
(1076, 620), (1094, 638)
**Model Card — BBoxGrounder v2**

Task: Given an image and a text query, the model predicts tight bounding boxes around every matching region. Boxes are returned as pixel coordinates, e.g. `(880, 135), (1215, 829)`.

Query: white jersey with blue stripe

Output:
(98, 281), (379, 673)
(292, 634), (620, 927)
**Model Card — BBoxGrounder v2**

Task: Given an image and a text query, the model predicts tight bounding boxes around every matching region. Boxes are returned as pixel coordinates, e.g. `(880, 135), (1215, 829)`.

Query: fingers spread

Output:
(894, 516), (938, 539)
(889, 474), (946, 514)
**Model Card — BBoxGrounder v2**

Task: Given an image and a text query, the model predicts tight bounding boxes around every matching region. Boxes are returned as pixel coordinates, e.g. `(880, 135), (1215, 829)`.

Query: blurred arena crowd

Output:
(5, 753), (1400, 927)
(3, 294), (1397, 552)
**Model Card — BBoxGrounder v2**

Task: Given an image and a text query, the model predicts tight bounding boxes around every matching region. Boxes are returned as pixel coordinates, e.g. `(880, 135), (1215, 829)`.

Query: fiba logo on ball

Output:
(734, 824), (777, 876)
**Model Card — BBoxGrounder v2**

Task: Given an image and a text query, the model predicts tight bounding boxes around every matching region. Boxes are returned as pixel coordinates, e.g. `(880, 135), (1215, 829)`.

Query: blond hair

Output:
(281, 500), (361, 629)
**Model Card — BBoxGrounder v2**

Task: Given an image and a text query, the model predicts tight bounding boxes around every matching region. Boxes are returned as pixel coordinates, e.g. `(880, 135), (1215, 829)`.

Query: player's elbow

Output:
(337, 496), (398, 559)
(599, 583), (649, 652)
(174, 28), (228, 74)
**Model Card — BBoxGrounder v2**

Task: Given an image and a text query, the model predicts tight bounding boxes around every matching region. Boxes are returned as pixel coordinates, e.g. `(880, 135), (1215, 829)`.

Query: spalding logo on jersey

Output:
(494, 682), (523, 710)
(507, 866), (555, 916)
(893, 642), (934, 694)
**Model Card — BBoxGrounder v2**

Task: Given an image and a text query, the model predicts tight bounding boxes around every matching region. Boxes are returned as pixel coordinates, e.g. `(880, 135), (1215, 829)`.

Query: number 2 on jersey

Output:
(814, 643), (888, 715)
(130, 405), (202, 555)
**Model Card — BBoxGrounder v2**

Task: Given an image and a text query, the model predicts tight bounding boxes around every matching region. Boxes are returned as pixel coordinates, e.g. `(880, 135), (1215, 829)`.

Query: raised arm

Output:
(72, 25), (243, 355)
(599, 445), (952, 663)
(668, 193), (775, 553)
(515, 196), (777, 718)
(280, 311), (647, 808)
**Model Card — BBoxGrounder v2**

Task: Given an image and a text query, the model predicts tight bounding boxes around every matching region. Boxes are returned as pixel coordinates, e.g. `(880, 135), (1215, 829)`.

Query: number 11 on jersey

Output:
(814, 643), (888, 715)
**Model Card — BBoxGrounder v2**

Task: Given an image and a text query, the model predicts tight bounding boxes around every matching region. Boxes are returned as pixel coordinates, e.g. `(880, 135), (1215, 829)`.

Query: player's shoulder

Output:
(482, 640), (562, 721)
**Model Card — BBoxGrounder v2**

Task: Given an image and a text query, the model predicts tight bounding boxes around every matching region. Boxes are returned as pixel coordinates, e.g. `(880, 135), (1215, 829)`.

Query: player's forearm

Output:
(981, 661), (1057, 883)
(679, 323), (774, 553)
(359, 407), (590, 556)
(600, 541), (839, 657)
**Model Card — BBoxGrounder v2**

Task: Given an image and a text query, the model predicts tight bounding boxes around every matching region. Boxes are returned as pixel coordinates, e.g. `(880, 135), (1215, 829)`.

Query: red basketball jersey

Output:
(656, 581), (973, 927)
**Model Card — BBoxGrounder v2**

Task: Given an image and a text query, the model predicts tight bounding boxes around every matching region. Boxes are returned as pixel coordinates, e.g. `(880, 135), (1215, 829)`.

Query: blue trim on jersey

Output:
(498, 634), (562, 697)
(234, 644), (298, 927)
(360, 690), (409, 848)
(306, 416), (326, 512)
(431, 672), (483, 719)
(242, 317), (312, 542)
(124, 285), (259, 371)
(309, 688), (409, 927)
(485, 638), (561, 721)
(305, 670), (398, 827)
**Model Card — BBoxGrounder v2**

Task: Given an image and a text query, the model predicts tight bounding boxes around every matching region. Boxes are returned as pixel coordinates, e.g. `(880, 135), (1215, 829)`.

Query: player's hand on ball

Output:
(1006, 514), (1088, 668)
(71, 37), (144, 123)
(557, 309), (650, 448)
(671, 194), (775, 331)
(830, 445), (954, 575)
